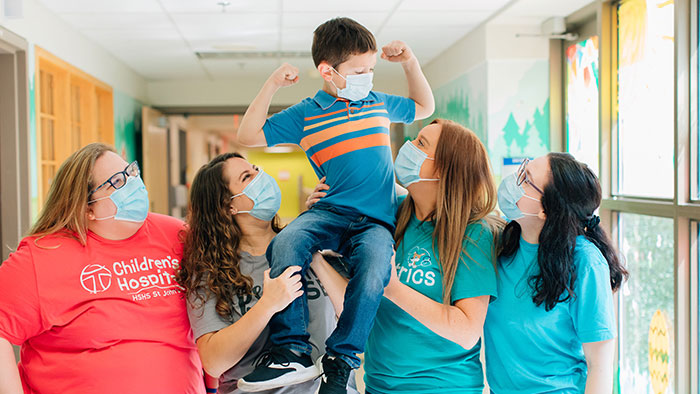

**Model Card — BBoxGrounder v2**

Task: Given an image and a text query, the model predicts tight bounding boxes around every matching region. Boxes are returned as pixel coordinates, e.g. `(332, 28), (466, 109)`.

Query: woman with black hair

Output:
(484, 152), (628, 394)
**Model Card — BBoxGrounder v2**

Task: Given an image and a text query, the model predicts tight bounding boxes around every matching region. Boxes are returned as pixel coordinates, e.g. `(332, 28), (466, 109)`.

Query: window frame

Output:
(561, 0), (696, 392)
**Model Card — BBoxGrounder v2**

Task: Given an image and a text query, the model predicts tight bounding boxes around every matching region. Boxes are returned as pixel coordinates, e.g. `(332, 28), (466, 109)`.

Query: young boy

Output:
(236, 17), (434, 394)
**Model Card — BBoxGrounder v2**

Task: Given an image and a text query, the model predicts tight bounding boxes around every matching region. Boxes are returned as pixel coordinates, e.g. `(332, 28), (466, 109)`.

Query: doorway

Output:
(0, 26), (30, 363)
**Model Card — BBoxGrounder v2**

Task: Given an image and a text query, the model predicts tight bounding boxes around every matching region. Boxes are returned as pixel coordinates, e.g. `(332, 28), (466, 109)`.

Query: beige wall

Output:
(147, 74), (409, 107)
(0, 0), (147, 101)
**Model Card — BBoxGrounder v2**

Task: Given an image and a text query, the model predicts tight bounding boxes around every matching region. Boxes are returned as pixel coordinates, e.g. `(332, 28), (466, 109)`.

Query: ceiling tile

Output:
(160, 0), (281, 14)
(59, 13), (173, 30)
(384, 10), (492, 28)
(37, 0), (541, 81)
(280, 0), (400, 13)
(398, 0), (508, 12)
(280, 28), (313, 52)
(171, 13), (279, 41)
(128, 55), (207, 80)
(376, 26), (478, 64)
(283, 11), (386, 31)
(39, 0), (161, 13)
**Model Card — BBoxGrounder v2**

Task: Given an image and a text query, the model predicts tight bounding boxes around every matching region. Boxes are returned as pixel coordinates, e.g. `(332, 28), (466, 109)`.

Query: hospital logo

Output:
(407, 247), (432, 268)
(80, 264), (112, 294)
(398, 247), (436, 287)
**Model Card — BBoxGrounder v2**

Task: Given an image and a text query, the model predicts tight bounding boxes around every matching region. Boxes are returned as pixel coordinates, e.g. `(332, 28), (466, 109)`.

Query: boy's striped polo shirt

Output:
(262, 90), (416, 227)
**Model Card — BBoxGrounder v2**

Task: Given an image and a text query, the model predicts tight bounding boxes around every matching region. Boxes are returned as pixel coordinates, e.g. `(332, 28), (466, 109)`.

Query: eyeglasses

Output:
(516, 158), (544, 195)
(88, 161), (140, 201)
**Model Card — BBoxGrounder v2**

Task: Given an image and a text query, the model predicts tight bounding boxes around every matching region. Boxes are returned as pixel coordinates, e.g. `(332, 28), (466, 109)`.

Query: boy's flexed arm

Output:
(238, 63), (300, 147)
(382, 41), (435, 120)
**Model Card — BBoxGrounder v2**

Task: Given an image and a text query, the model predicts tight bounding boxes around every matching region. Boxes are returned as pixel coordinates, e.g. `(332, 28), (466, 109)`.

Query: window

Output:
(559, 0), (695, 391)
(618, 213), (674, 394)
(616, 0), (675, 198)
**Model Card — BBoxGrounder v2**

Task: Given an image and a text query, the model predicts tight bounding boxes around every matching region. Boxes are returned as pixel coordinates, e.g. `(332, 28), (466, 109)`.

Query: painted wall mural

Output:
(405, 63), (487, 144)
(114, 90), (143, 163)
(405, 59), (550, 181)
(488, 59), (550, 178)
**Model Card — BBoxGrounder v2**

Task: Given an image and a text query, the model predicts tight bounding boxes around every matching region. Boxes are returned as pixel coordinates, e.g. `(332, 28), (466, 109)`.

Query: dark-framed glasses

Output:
(88, 161), (140, 201)
(516, 158), (544, 195)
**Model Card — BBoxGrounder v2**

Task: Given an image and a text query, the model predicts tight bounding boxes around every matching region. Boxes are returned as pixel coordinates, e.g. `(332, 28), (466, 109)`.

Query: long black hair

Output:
(500, 152), (628, 311)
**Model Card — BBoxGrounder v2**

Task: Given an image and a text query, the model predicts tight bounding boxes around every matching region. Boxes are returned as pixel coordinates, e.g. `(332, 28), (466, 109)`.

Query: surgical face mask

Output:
(330, 68), (373, 101)
(231, 169), (281, 221)
(394, 140), (439, 187)
(89, 176), (149, 222)
(497, 172), (541, 221)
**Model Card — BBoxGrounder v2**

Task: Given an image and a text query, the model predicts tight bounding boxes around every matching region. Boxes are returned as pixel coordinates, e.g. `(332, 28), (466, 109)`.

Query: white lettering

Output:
(117, 277), (130, 291)
(424, 271), (436, 286)
(411, 269), (424, 285)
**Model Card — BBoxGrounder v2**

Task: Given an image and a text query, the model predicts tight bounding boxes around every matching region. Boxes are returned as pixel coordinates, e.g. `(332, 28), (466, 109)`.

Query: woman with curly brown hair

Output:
(177, 153), (358, 394)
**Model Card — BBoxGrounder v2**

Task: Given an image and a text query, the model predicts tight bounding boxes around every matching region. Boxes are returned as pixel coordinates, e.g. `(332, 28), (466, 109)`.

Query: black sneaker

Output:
(237, 347), (319, 392)
(315, 354), (352, 394)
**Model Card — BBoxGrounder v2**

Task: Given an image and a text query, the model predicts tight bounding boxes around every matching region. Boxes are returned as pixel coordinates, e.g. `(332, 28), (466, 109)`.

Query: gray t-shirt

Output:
(187, 252), (358, 394)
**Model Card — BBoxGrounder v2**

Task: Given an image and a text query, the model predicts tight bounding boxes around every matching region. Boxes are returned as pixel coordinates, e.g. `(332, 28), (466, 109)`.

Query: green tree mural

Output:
(533, 99), (550, 148)
(503, 113), (520, 157)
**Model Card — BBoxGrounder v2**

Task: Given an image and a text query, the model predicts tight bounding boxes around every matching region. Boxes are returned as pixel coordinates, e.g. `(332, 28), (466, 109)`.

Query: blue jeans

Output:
(267, 203), (394, 369)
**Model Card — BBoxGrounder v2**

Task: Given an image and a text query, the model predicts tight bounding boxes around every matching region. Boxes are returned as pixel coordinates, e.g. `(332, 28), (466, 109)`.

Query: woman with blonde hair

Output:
(0, 143), (204, 393)
(310, 119), (503, 393)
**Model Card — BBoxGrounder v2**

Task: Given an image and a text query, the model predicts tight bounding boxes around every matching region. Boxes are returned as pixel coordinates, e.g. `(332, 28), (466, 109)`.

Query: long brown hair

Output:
(29, 143), (116, 246)
(395, 119), (503, 304)
(177, 153), (282, 319)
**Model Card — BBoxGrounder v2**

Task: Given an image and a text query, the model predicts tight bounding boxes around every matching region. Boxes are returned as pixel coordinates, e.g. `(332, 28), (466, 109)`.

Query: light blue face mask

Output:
(331, 68), (373, 101)
(89, 176), (149, 222)
(231, 169), (281, 221)
(394, 140), (439, 187)
(497, 173), (541, 220)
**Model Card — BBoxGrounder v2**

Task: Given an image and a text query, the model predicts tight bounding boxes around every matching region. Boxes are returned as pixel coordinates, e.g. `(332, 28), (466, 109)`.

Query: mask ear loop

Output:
(231, 169), (263, 215)
(518, 194), (542, 216)
(329, 67), (347, 97)
(88, 195), (116, 221)
(230, 193), (252, 215)
(420, 156), (439, 182)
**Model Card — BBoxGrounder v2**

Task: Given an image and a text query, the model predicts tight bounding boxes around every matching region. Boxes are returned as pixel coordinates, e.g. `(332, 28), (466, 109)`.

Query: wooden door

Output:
(141, 106), (169, 214)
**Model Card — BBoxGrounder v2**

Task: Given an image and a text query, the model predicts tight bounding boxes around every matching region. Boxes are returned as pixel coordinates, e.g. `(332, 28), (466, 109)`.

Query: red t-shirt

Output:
(0, 213), (205, 394)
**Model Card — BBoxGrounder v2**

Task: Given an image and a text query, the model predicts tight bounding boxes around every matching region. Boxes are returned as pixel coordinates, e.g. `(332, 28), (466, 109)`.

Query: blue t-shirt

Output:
(262, 90), (415, 227)
(364, 216), (498, 394)
(483, 236), (616, 394)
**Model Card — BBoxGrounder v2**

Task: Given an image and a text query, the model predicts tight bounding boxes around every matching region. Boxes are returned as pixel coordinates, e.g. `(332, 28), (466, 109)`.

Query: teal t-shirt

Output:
(483, 236), (616, 394)
(364, 216), (498, 394)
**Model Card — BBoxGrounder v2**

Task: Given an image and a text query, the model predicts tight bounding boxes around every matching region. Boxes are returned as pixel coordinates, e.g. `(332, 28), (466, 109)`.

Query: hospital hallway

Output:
(0, 0), (691, 393)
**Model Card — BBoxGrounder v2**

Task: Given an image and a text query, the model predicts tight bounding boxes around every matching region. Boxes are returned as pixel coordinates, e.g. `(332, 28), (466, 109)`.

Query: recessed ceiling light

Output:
(217, 1), (231, 12)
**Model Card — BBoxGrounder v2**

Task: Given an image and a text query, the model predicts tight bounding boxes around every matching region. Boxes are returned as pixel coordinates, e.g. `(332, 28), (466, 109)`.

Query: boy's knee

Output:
(355, 258), (391, 292)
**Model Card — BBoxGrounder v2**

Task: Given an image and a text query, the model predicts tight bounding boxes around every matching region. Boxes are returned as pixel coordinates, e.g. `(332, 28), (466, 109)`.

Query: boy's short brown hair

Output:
(311, 17), (377, 68)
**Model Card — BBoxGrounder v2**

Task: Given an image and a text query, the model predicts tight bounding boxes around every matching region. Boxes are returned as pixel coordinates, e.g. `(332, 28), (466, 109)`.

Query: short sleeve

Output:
(0, 241), (45, 344)
(450, 221), (498, 303)
(262, 101), (306, 147)
(186, 288), (237, 340)
(570, 245), (616, 343)
(374, 92), (416, 124)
